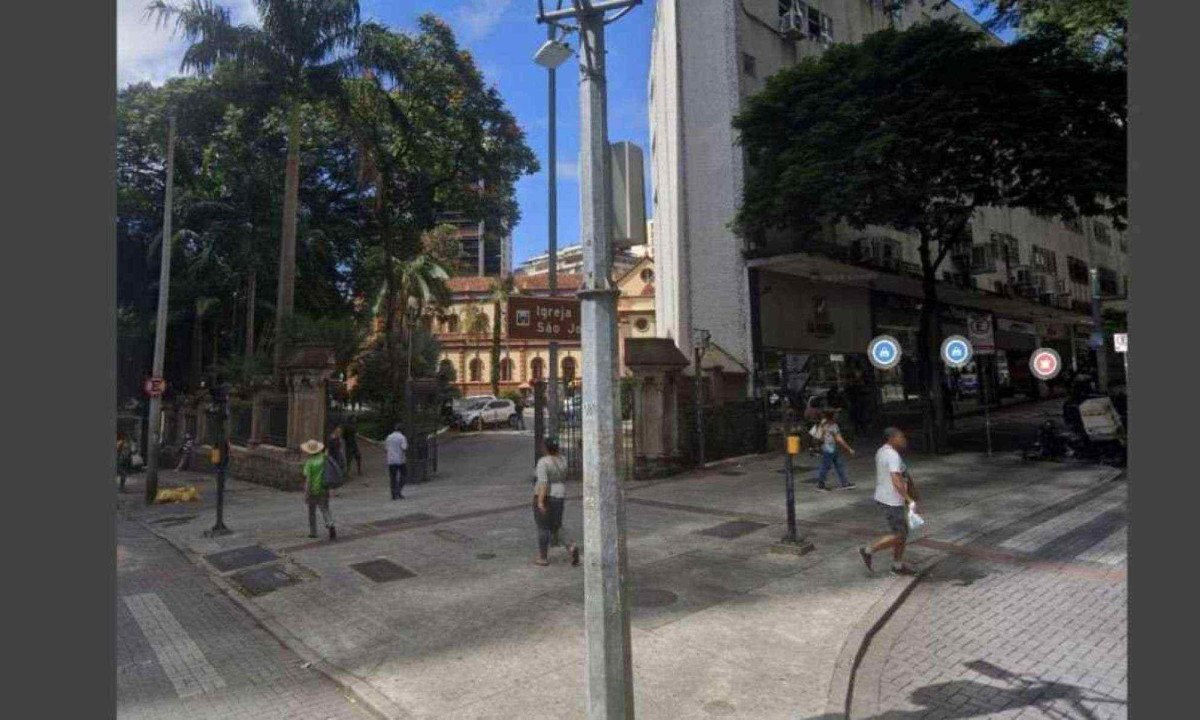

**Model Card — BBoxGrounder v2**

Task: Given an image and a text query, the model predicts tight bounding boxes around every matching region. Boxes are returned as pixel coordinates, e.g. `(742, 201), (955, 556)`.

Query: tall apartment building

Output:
(649, 0), (1128, 404)
(438, 211), (513, 278)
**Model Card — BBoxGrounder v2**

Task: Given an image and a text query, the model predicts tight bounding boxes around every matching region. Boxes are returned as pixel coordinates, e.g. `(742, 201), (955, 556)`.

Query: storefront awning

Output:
(748, 251), (1093, 327)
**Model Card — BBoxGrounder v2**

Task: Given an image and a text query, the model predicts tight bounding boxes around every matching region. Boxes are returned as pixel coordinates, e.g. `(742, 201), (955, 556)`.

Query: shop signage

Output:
(940, 336), (973, 369)
(968, 314), (996, 355)
(997, 318), (1037, 335)
(507, 297), (581, 341)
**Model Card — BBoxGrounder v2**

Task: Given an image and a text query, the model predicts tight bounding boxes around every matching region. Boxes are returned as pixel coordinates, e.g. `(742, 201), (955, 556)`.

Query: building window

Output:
(635, 318), (650, 333)
(1119, 238), (1128, 253)
(1064, 216), (1083, 234)
(562, 357), (577, 383)
(990, 232), (1020, 266)
(443, 315), (459, 333)
(742, 52), (757, 78)
(1093, 221), (1112, 246)
(499, 358), (512, 382)
(1097, 267), (1119, 296)
(531, 357), (544, 381)
(640, 268), (654, 284)
(469, 358), (483, 383)
(1067, 256), (1089, 284)
(970, 244), (995, 273)
(1031, 246), (1057, 273)
(779, 1), (833, 43)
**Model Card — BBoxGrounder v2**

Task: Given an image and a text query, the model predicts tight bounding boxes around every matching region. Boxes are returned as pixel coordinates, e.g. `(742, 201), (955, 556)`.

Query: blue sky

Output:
(119, 1), (1003, 267)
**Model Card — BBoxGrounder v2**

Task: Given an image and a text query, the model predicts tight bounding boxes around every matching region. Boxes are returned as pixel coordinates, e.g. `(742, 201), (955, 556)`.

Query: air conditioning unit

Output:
(779, 9), (806, 39)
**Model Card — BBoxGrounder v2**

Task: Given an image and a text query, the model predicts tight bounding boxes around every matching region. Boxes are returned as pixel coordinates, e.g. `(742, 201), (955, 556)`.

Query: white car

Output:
(458, 399), (519, 430)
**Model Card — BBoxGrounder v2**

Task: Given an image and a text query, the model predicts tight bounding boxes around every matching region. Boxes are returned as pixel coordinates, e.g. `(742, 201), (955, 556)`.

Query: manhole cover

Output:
(372, 513), (437, 529)
(151, 514), (196, 525)
(697, 520), (768, 539)
(475, 552), (497, 560)
(204, 545), (278, 572)
(631, 588), (678, 608)
(718, 470), (745, 477)
(351, 559), (417, 583)
(229, 564), (299, 597)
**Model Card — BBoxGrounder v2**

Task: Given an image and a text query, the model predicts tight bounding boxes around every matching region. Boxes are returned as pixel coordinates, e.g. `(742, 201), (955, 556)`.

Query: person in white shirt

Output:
(385, 424), (409, 500)
(859, 427), (920, 576)
(532, 438), (579, 567)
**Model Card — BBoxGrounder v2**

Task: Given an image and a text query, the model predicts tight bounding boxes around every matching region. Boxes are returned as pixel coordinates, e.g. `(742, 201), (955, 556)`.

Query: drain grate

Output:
(631, 588), (678, 608)
(204, 545), (278, 572)
(717, 470), (745, 477)
(475, 552), (497, 560)
(372, 513), (437, 529)
(152, 514), (197, 527)
(432, 528), (472, 545)
(351, 559), (417, 583)
(229, 564), (298, 597)
(697, 520), (768, 539)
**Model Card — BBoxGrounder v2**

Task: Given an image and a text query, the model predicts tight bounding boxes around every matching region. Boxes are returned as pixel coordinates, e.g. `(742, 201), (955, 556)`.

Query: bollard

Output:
(772, 434), (815, 556)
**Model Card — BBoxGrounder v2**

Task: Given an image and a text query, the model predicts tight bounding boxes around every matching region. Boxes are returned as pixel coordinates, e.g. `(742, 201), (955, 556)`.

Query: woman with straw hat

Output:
(301, 439), (336, 541)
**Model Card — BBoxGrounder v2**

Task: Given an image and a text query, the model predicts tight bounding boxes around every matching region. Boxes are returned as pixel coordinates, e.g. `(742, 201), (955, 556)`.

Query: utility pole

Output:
(538, 2), (641, 717)
(691, 328), (711, 467)
(547, 20), (561, 442)
(145, 113), (176, 505)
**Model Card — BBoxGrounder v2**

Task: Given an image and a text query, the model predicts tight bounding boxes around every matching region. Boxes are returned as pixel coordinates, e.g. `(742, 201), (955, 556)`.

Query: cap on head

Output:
(300, 439), (325, 455)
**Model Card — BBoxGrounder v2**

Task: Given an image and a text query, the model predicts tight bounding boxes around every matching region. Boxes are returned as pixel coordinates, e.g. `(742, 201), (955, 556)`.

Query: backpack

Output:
(323, 454), (346, 489)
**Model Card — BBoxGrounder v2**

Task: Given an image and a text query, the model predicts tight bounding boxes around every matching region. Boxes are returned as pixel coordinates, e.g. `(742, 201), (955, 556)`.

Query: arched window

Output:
(531, 357), (544, 381)
(499, 358), (513, 382)
(562, 356), (577, 383)
(469, 358), (483, 382)
(444, 315), (459, 333)
(640, 268), (654, 284)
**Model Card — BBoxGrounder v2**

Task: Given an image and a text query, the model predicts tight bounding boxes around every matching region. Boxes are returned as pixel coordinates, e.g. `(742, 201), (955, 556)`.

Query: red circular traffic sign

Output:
(144, 377), (167, 397)
(1029, 348), (1062, 381)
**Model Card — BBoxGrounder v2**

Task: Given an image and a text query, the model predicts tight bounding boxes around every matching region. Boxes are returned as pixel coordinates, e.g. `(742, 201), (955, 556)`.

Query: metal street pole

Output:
(542, 2), (641, 717)
(145, 114), (176, 505)
(210, 384), (231, 536)
(1089, 268), (1110, 392)
(547, 20), (561, 442)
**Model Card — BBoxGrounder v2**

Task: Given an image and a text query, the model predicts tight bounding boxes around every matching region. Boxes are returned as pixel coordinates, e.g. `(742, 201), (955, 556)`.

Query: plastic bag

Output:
(907, 502), (925, 532)
(808, 423), (824, 440)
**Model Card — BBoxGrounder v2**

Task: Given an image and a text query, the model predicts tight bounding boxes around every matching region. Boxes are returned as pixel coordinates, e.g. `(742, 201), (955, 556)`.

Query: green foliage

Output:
(953, 0), (1128, 66)
(277, 314), (365, 371)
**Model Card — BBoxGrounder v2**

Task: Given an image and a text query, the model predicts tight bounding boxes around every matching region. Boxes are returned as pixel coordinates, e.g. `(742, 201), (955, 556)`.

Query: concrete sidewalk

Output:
(119, 433), (1121, 720)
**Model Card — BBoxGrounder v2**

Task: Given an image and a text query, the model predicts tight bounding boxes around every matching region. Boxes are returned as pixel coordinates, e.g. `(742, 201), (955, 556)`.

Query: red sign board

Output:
(144, 377), (167, 397)
(507, 296), (581, 341)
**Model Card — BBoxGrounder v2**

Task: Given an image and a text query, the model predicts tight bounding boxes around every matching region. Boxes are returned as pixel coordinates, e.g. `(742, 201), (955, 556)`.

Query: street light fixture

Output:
(533, 38), (573, 69)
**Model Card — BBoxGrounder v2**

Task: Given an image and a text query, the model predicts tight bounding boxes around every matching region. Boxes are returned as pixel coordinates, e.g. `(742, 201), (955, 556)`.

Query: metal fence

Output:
(677, 396), (769, 466)
(230, 401), (253, 446)
(542, 380), (636, 483)
(260, 395), (289, 448)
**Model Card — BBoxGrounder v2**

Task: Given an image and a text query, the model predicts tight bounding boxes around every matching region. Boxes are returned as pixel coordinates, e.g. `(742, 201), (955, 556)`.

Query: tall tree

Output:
(147, 0), (363, 376)
(733, 21), (1125, 450)
(951, 0), (1128, 65)
(487, 275), (516, 396)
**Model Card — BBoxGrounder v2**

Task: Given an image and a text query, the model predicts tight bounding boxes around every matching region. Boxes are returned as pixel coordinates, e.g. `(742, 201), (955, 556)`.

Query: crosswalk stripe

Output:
(123, 593), (227, 698)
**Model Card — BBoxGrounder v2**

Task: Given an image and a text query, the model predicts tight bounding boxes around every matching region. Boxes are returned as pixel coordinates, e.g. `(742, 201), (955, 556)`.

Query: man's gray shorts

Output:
(879, 502), (908, 538)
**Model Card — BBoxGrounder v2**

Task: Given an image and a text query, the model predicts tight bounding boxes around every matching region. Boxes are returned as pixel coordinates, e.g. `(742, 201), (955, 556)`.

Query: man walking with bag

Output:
(301, 439), (336, 541)
(385, 424), (409, 500)
(859, 427), (919, 575)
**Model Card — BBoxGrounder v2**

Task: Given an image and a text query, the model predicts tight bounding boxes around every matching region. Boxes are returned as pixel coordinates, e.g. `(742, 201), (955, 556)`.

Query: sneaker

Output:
(890, 564), (918, 576)
(838, 482), (857, 490)
(533, 556), (549, 567)
(569, 544), (580, 567)
(816, 484), (832, 492)
(858, 548), (873, 573)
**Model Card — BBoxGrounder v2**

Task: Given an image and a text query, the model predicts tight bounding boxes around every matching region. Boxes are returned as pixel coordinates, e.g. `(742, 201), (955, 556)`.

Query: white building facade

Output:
(649, 0), (1128, 405)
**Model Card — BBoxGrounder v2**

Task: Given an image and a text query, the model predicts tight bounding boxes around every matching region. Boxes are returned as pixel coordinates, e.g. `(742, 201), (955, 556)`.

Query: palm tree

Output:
(487, 275), (515, 397)
(366, 249), (450, 399)
(147, 0), (362, 377)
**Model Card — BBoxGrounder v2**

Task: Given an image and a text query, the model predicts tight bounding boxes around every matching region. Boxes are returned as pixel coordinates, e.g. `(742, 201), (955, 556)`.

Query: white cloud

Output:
(118, 0), (259, 88)
(451, 0), (515, 43)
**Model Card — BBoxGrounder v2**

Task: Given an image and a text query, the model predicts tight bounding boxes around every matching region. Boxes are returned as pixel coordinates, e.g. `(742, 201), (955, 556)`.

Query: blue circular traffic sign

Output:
(868, 335), (902, 370)
(940, 335), (973, 369)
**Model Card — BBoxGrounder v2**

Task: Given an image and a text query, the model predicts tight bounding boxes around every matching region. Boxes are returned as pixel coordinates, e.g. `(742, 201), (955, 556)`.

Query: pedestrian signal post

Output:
(773, 435), (815, 556)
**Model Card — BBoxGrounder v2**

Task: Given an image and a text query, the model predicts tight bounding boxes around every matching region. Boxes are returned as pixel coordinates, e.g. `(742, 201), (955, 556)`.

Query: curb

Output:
(823, 557), (947, 719)
(141, 522), (412, 720)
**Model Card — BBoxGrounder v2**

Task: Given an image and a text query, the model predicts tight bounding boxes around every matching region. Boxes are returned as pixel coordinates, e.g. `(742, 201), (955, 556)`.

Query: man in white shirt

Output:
(859, 427), (920, 575)
(385, 424), (409, 500)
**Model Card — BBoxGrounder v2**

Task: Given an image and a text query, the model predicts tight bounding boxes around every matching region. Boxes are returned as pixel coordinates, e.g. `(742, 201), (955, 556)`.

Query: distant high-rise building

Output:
(438, 211), (512, 278)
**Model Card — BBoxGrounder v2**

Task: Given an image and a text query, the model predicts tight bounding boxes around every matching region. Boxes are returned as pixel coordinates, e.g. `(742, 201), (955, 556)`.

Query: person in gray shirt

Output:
(532, 438), (579, 567)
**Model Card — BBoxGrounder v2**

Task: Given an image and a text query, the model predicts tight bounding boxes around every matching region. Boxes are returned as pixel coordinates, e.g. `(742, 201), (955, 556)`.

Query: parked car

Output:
(458, 399), (519, 430)
(561, 394), (583, 421)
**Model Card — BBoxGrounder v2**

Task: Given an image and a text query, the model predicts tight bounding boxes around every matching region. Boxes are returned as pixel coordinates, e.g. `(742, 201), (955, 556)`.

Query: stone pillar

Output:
(624, 338), (690, 477)
(284, 345), (337, 451)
